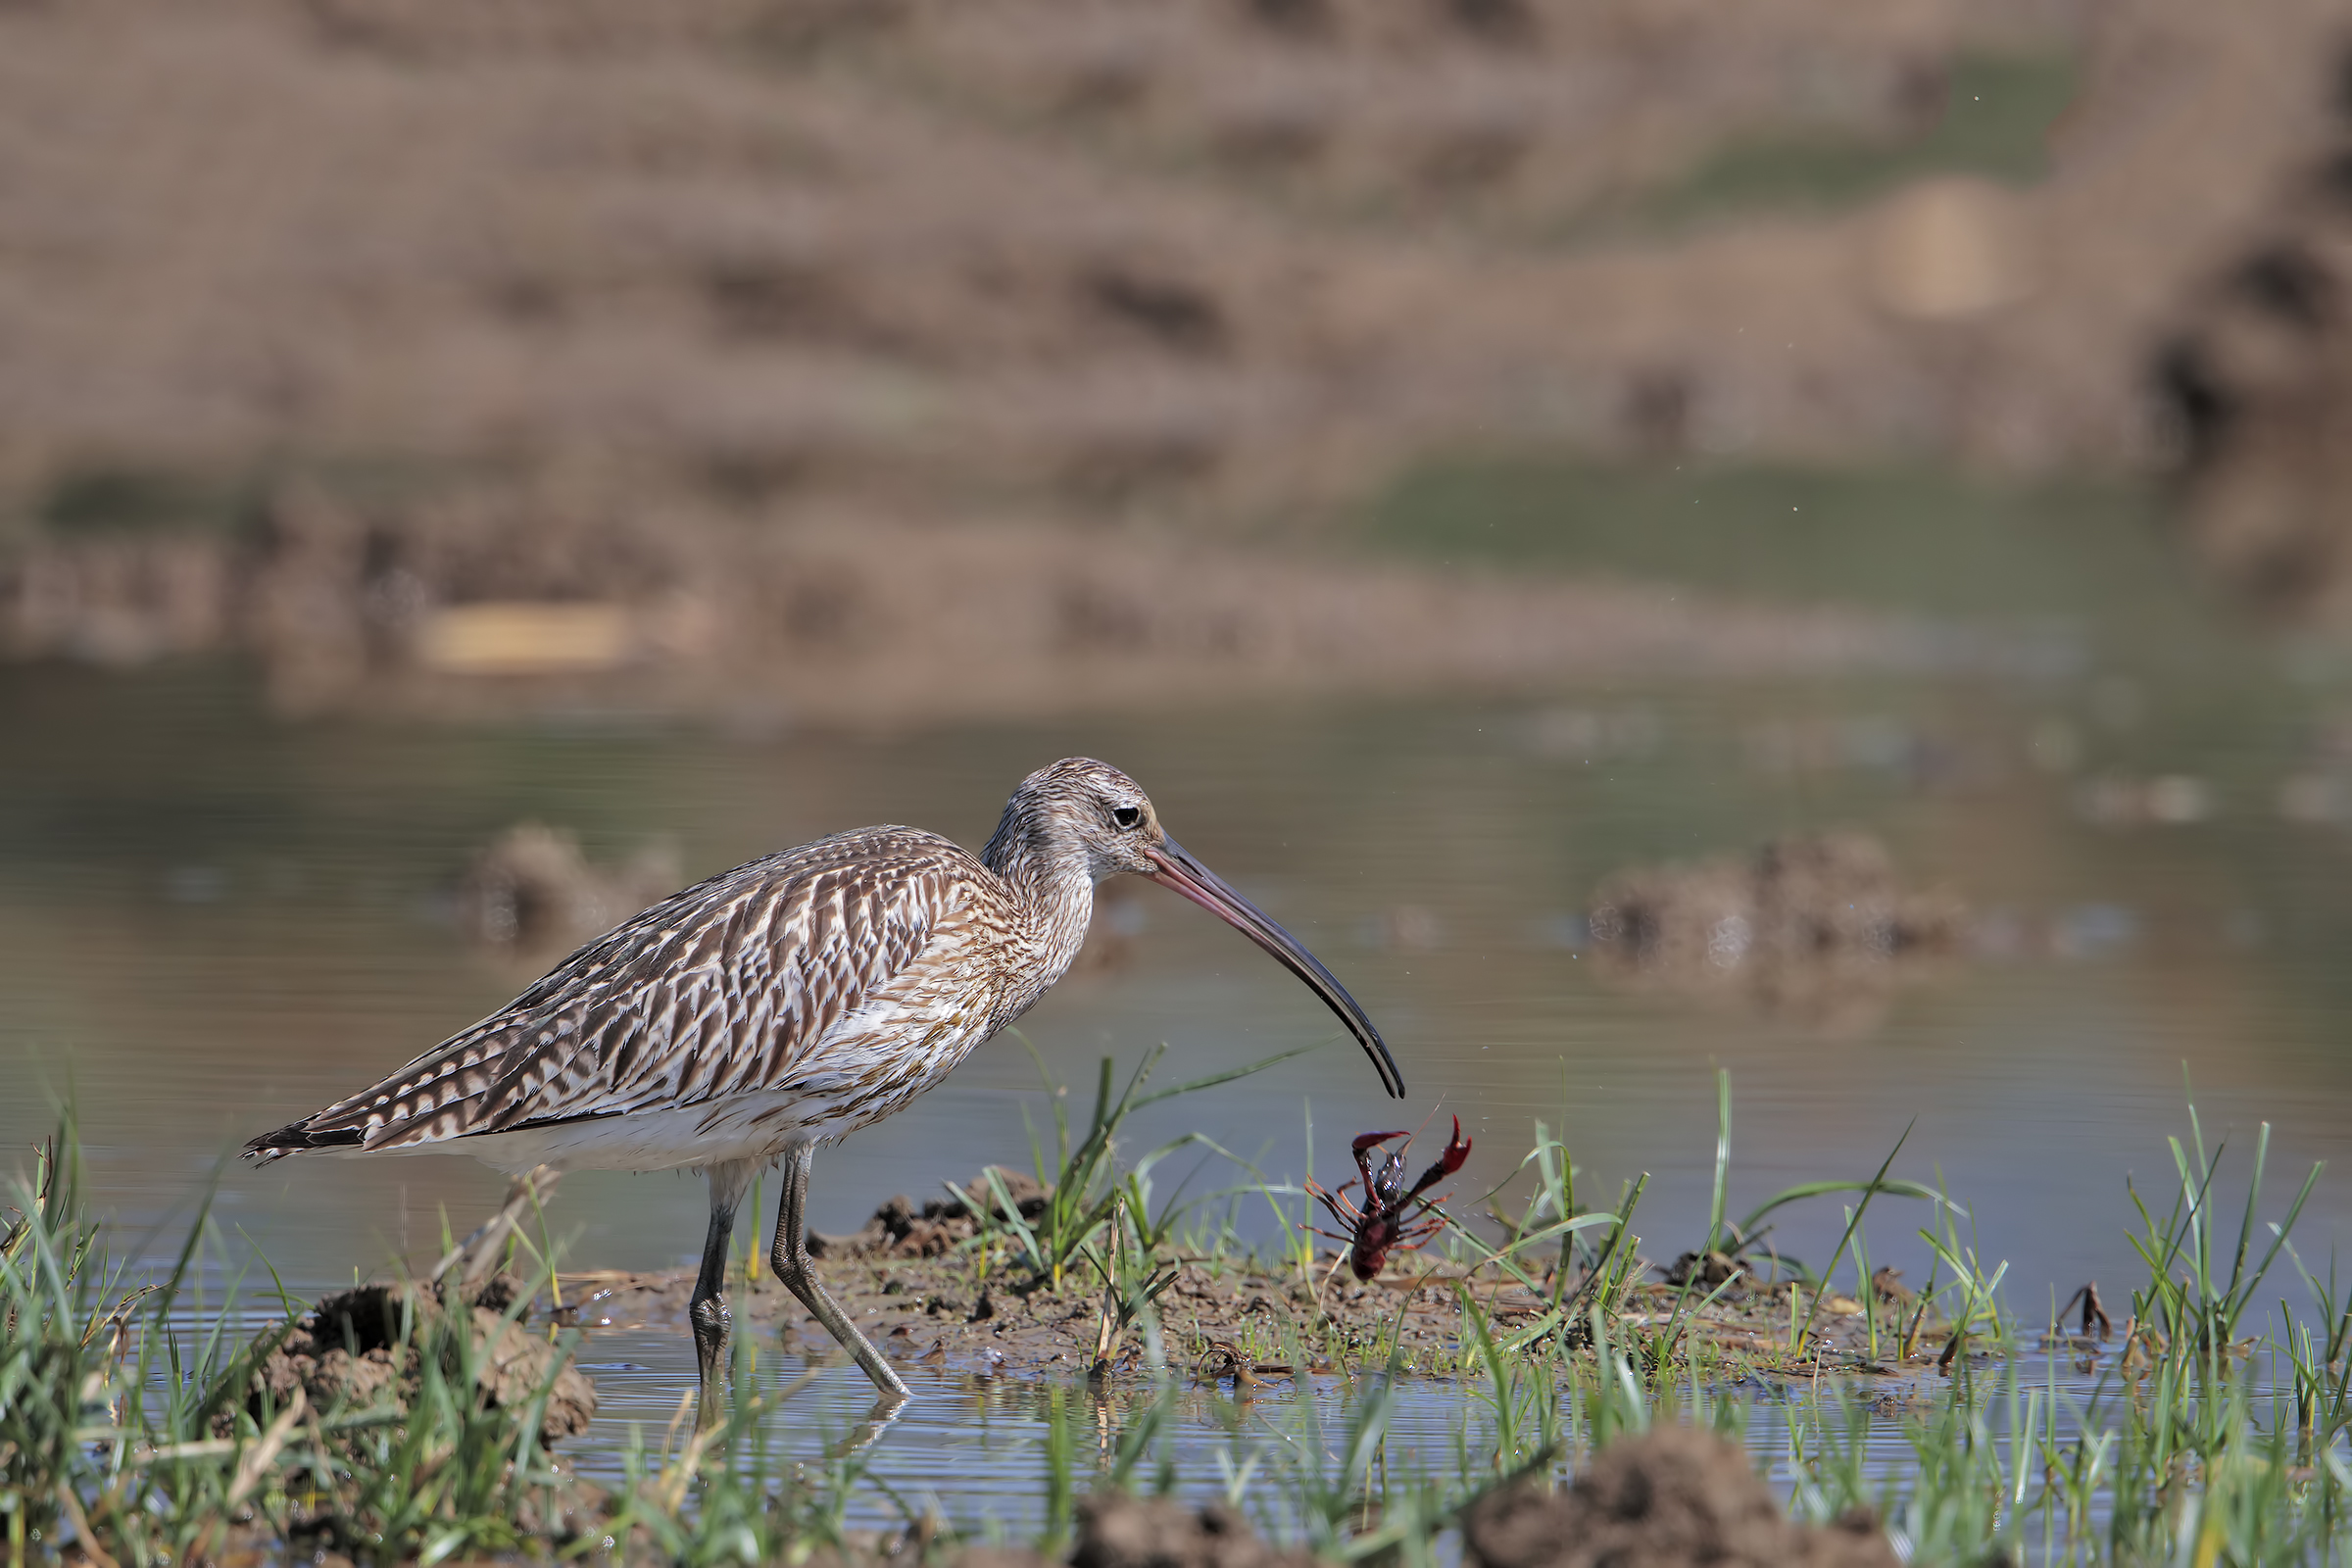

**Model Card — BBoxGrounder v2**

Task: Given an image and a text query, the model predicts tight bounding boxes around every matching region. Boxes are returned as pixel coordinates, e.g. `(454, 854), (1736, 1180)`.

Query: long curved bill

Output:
(1143, 837), (1406, 1099)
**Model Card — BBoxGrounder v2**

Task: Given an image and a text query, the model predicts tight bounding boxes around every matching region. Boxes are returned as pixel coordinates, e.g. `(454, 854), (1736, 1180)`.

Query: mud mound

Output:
(1463, 1427), (1896, 1568)
(1589, 831), (1964, 1030)
(1069, 1493), (1319, 1568)
(808, 1167), (1054, 1260)
(251, 1277), (597, 1445)
(948, 1493), (1315, 1568)
(456, 822), (680, 955)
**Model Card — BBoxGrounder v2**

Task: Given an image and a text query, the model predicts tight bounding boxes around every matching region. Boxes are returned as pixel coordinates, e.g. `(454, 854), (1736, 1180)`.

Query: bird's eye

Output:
(1112, 806), (1142, 830)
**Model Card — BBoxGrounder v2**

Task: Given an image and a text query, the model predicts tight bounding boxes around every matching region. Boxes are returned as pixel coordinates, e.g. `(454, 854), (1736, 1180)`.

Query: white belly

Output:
(355, 1092), (827, 1177)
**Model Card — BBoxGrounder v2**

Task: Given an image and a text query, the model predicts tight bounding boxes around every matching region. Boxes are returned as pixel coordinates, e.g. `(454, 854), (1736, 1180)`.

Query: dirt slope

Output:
(2, 0), (2345, 707)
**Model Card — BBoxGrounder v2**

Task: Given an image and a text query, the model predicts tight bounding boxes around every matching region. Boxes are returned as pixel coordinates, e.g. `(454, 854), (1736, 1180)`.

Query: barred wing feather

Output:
(250, 828), (972, 1156)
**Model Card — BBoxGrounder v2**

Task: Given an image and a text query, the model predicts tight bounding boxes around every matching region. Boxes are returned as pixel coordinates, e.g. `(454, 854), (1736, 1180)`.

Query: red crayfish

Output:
(1306, 1116), (1473, 1281)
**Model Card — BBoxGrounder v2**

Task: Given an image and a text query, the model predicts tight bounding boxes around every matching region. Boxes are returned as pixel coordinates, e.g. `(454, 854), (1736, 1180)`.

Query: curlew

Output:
(246, 758), (1402, 1412)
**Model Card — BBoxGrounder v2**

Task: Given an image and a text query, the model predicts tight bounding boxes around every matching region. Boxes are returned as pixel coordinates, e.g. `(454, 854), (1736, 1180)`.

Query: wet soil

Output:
(547, 1177), (1952, 1387)
(201, 1453), (1891, 1568)
(218, 1176), (1953, 1563)
(250, 1274), (599, 1444)
(1462, 1427), (1899, 1568)
(841, 1446), (1898, 1568)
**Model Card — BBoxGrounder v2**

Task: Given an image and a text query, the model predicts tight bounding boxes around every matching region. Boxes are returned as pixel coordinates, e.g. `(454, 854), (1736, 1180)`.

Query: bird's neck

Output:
(981, 811), (1097, 965)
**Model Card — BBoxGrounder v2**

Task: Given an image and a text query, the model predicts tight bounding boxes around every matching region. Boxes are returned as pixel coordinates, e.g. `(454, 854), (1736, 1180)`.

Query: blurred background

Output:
(8, 0), (2352, 1310)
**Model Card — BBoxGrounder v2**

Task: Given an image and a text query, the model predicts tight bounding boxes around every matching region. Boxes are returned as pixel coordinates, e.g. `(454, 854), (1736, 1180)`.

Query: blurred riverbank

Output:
(11, 0), (2352, 723)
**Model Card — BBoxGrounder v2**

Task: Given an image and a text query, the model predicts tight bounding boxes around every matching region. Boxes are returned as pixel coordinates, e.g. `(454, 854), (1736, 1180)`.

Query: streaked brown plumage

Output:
(246, 757), (1400, 1412)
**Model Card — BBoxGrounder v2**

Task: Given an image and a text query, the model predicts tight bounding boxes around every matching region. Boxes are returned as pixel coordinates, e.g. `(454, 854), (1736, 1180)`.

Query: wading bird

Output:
(246, 758), (1402, 1412)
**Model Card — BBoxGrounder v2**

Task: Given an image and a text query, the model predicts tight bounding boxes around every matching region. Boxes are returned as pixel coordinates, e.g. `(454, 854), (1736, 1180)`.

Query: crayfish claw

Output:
(1439, 1115), (1472, 1172)
(1406, 1116), (1473, 1198)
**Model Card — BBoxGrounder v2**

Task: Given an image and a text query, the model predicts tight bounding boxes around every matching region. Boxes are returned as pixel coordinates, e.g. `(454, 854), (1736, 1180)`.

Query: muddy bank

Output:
(4, 0), (2352, 711)
(551, 1175), (1948, 1383)
(0, 493), (1962, 726)
(206, 1252), (1911, 1568)
(0, 0), (2331, 506)
(559, 1251), (1942, 1386)
(205, 1168), (1941, 1562)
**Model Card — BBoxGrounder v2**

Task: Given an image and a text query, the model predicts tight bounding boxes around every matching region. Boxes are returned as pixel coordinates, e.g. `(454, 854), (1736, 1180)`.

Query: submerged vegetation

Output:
(6, 1063), (2352, 1566)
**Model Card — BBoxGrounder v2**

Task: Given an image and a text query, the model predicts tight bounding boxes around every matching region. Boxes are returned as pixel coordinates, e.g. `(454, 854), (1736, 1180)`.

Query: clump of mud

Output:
(1462, 1427), (1897, 1568)
(455, 822), (681, 955)
(1588, 831), (1964, 1030)
(808, 1168), (1054, 1260)
(250, 1274), (597, 1445)
(1069, 1493), (1319, 1568)
(950, 1493), (1317, 1568)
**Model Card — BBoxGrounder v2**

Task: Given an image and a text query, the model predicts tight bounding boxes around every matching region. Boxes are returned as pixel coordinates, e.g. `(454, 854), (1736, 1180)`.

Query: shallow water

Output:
(8, 656), (2346, 1288)
(9, 520), (2352, 1515)
(492, 1319), (2241, 1546)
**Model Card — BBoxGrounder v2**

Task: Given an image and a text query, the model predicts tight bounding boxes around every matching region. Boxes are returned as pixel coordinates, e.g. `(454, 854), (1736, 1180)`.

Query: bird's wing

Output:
(246, 828), (980, 1157)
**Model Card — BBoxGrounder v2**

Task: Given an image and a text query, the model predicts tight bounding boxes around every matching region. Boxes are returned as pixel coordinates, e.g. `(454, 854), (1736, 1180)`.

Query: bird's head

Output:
(990, 757), (1405, 1098)
(1002, 756), (1165, 880)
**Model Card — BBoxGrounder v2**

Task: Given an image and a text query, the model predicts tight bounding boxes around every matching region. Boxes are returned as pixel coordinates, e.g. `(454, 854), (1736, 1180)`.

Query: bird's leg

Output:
(769, 1143), (911, 1402)
(690, 1160), (754, 1429)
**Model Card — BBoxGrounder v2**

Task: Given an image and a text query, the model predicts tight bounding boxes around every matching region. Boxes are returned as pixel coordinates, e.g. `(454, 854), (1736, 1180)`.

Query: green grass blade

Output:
(1132, 1041), (1327, 1113)
(1734, 1176), (1952, 1242)
(1797, 1120), (1913, 1348)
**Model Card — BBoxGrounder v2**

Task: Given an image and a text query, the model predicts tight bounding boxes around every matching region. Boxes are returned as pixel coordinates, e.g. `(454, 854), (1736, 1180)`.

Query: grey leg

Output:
(769, 1143), (911, 1402)
(691, 1160), (755, 1428)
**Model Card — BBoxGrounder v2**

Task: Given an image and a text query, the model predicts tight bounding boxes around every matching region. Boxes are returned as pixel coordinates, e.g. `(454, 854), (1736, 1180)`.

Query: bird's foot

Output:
(691, 1296), (733, 1430)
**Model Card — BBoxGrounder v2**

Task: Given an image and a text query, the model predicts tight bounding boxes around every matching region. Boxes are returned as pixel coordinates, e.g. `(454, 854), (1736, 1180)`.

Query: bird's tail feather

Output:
(241, 1120), (365, 1163)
